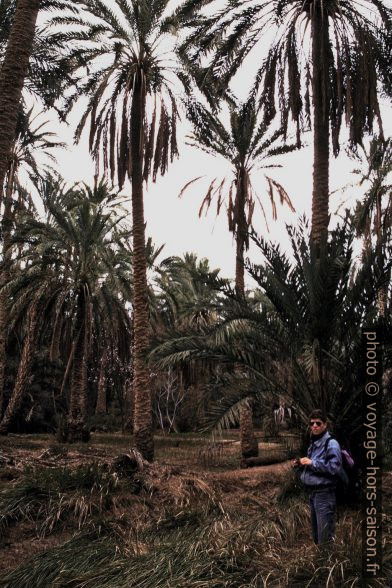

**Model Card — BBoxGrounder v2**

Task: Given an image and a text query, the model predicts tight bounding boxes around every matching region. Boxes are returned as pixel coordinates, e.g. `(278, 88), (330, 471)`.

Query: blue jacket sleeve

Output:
(311, 440), (342, 476)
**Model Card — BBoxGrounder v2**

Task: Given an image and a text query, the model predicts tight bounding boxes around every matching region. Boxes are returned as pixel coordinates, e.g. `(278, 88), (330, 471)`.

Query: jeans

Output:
(309, 488), (336, 544)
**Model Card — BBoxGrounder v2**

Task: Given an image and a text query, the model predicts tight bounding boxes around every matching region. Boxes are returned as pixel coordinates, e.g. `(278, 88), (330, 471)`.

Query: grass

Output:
(0, 464), (118, 538)
(0, 433), (391, 587)
(2, 499), (390, 587)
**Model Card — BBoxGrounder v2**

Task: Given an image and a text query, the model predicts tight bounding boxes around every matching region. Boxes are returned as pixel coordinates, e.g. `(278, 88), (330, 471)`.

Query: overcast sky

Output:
(32, 2), (391, 284)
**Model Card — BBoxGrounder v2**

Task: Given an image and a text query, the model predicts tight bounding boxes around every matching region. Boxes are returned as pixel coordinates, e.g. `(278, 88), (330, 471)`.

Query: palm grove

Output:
(0, 0), (391, 461)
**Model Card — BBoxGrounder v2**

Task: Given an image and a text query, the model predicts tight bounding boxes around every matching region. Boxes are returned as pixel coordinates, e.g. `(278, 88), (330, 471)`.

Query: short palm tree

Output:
(0, 178), (133, 439)
(353, 137), (392, 250)
(53, 0), (191, 459)
(153, 253), (221, 333)
(151, 253), (222, 433)
(177, 0), (392, 245)
(149, 218), (390, 452)
(183, 94), (296, 456)
(0, 109), (63, 418)
(352, 137), (392, 315)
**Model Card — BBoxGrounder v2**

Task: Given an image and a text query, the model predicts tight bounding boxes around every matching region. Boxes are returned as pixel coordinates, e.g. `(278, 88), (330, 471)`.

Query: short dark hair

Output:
(309, 409), (327, 423)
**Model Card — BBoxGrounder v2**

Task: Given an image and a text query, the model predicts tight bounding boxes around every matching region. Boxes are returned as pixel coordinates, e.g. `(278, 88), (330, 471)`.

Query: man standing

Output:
(294, 410), (342, 545)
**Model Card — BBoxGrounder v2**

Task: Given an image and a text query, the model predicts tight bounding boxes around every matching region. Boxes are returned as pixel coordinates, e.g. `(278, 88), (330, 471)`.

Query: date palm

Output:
(353, 137), (392, 252)
(150, 218), (391, 451)
(151, 253), (222, 433)
(0, 0), (40, 208)
(183, 94), (296, 456)
(0, 0), (78, 206)
(0, 109), (63, 418)
(53, 0), (191, 459)
(177, 0), (392, 246)
(0, 178), (133, 438)
(352, 136), (392, 316)
(0, 1), (81, 110)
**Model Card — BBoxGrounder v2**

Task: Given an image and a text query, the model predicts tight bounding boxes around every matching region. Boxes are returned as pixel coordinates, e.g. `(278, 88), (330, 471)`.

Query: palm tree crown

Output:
(54, 0), (186, 187)
(178, 0), (392, 244)
(184, 95), (296, 290)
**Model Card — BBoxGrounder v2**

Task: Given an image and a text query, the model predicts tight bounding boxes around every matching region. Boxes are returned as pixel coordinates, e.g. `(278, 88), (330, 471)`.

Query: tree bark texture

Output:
(0, 161), (17, 417)
(0, 301), (38, 434)
(234, 168), (249, 295)
(310, 5), (330, 247)
(95, 348), (108, 415)
(131, 69), (154, 461)
(235, 170), (258, 459)
(67, 297), (91, 442)
(0, 0), (39, 202)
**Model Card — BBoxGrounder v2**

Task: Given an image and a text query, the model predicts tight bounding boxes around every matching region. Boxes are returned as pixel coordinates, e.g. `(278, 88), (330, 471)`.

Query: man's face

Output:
(309, 418), (327, 435)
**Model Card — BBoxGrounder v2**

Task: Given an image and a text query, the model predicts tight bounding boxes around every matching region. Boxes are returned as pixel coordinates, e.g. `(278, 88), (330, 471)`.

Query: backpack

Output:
(324, 436), (360, 506)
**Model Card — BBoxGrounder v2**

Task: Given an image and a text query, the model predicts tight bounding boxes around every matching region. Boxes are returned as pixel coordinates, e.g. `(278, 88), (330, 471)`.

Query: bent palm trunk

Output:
(130, 69), (154, 461)
(235, 170), (258, 459)
(310, 5), (330, 247)
(0, 301), (39, 434)
(0, 0), (39, 197)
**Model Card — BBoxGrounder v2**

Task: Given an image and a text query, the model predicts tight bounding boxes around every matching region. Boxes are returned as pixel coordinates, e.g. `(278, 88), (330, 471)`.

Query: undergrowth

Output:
(1, 437), (391, 587)
(1, 492), (391, 587)
(0, 464), (118, 537)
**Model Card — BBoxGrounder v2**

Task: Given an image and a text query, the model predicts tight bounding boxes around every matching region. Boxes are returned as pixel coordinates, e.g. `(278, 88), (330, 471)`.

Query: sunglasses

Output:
(310, 421), (323, 427)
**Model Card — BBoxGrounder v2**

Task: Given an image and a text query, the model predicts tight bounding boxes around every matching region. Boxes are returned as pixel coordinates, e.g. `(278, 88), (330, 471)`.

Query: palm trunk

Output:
(96, 348), (108, 415)
(310, 5), (330, 247)
(0, 301), (38, 434)
(66, 296), (91, 442)
(0, 161), (17, 418)
(235, 169), (258, 459)
(130, 68), (154, 461)
(0, 0), (39, 199)
(374, 193), (388, 317)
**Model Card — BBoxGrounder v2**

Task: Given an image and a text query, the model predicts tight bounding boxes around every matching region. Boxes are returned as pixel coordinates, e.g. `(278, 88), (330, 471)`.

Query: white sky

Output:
(31, 1), (392, 285)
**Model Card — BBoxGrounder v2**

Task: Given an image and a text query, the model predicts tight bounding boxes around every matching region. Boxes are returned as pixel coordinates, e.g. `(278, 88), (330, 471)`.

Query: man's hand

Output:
(299, 457), (312, 466)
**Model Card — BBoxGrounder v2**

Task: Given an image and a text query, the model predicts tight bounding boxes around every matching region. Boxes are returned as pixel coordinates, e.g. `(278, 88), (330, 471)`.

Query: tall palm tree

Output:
(177, 0), (391, 246)
(183, 95), (296, 457)
(0, 109), (63, 418)
(0, 0), (40, 201)
(0, 1), (81, 109)
(54, 0), (190, 459)
(0, 178), (133, 438)
(0, 0), (82, 182)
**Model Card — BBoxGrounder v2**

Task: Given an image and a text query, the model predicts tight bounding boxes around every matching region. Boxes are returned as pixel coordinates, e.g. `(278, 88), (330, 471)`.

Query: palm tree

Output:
(352, 137), (392, 315)
(151, 253), (222, 433)
(1, 1), (81, 107)
(0, 0), (41, 201)
(0, 178), (133, 439)
(54, 0), (191, 459)
(149, 218), (390, 454)
(0, 0), (82, 188)
(183, 95), (296, 457)
(177, 0), (391, 246)
(0, 109), (63, 418)
(153, 253), (221, 333)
